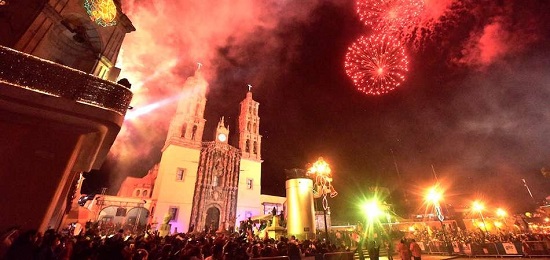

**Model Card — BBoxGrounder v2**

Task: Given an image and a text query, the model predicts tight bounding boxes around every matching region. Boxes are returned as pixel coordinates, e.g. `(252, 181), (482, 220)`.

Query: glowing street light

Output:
(360, 197), (389, 245)
(425, 186), (443, 206)
(496, 208), (507, 218)
(472, 201), (488, 234)
(472, 201), (484, 212)
(496, 208), (508, 230)
(494, 221), (503, 229)
(425, 185), (449, 250)
(425, 185), (445, 222)
(362, 199), (383, 220)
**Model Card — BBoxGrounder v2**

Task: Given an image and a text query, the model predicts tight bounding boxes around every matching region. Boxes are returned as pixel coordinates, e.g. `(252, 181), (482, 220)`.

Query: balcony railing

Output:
(0, 45), (132, 115)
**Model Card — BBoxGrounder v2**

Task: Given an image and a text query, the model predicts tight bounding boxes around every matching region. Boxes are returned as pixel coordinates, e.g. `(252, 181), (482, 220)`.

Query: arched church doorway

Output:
(205, 207), (220, 232)
(97, 206), (125, 233)
(126, 207), (150, 233)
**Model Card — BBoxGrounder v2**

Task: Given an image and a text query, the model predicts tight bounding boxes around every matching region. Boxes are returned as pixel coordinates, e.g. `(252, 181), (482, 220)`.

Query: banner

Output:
(452, 241), (460, 253)
(418, 242), (426, 251)
(462, 243), (472, 255)
(502, 242), (518, 254)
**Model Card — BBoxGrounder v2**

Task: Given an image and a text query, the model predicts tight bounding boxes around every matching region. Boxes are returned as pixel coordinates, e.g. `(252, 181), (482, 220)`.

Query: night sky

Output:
(83, 0), (550, 221)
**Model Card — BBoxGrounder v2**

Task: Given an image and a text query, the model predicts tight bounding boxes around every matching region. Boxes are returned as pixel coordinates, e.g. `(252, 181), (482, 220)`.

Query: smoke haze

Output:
(82, 0), (550, 216)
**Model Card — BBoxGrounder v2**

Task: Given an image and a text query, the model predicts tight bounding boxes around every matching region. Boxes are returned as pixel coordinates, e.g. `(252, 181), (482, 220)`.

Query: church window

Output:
(245, 140), (250, 153)
(195, 104), (200, 117)
(176, 168), (186, 181)
(253, 141), (257, 154)
(247, 122), (251, 131)
(212, 175), (219, 187)
(142, 190), (148, 197)
(96, 64), (109, 79)
(263, 203), (281, 215)
(246, 178), (253, 190)
(135, 190), (141, 197)
(181, 123), (187, 137)
(191, 125), (198, 140)
(116, 208), (127, 217)
(168, 207), (178, 221)
(253, 123), (257, 133)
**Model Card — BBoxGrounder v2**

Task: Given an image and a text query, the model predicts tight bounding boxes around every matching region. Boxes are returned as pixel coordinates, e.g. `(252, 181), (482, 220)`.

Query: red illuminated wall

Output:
(0, 110), (82, 231)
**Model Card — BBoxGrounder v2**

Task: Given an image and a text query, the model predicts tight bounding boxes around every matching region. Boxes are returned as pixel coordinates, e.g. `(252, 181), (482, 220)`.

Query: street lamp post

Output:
(496, 208), (508, 231)
(360, 198), (388, 260)
(425, 185), (450, 253)
(308, 157), (337, 241)
(134, 200), (147, 233)
(473, 201), (488, 234)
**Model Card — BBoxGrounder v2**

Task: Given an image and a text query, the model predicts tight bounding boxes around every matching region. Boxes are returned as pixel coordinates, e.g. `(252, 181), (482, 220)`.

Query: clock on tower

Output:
(217, 133), (227, 143)
(215, 117), (229, 144)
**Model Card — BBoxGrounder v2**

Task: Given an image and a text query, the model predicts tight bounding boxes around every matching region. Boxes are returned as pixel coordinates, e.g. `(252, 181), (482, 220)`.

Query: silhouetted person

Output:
(397, 238), (411, 260)
(5, 229), (38, 260)
(385, 239), (394, 260)
(191, 125), (197, 140)
(368, 240), (380, 260)
(410, 239), (422, 260)
(117, 78), (132, 89)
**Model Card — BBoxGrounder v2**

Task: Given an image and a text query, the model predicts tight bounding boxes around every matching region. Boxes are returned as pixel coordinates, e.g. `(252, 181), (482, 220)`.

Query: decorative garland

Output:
(84, 0), (117, 27)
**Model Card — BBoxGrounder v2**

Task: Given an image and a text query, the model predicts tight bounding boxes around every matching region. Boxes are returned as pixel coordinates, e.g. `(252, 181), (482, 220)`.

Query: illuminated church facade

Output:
(113, 68), (280, 233)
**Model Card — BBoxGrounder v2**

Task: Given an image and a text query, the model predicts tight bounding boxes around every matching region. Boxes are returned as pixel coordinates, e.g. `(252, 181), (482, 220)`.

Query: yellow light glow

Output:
(496, 208), (507, 218)
(494, 221), (502, 228)
(472, 201), (485, 212)
(544, 217), (550, 223)
(408, 226), (415, 232)
(362, 200), (383, 219)
(308, 157), (331, 176)
(425, 186), (442, 204)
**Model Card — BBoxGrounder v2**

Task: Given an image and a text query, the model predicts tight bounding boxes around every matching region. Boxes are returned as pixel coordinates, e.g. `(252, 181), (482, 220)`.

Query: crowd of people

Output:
(0, 225), (352, 260)
(4, 219), (550, 259)
(409, 225), (550, 246)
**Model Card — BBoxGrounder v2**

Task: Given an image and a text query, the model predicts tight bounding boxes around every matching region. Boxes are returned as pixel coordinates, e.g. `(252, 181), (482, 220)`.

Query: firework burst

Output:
(356, 0), (424, 33)
(344, 33), (408, 95)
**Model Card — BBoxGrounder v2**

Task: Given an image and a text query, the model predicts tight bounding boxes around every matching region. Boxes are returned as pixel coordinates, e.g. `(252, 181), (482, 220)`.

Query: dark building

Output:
(0, 0), (134, 232)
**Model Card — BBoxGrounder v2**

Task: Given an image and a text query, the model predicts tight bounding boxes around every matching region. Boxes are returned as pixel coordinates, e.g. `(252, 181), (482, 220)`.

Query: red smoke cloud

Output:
(104, 0), (336, 183)
(422, 0), (454, 21)
(456, 17), (538, 68)
(452, 1), (541, 68)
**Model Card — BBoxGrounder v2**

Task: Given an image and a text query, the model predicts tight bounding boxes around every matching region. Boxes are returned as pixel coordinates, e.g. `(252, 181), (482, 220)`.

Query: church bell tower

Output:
(238, 87), (262, 161)
(152, 64), (207, 233)
(235, 86), (263, 225)
(165, 65), (207, 149)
